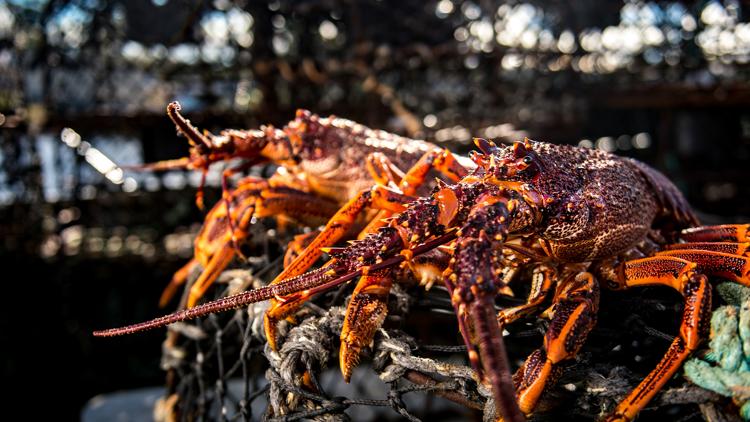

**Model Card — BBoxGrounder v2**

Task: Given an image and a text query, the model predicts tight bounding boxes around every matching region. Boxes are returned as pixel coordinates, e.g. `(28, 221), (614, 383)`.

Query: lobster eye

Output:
(522, 156), (533, 165)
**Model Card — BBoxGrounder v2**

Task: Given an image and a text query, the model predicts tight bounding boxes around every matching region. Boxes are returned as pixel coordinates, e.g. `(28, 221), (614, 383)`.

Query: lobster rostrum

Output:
(154, 103), (465, 308)
(96, 138), (750, 421)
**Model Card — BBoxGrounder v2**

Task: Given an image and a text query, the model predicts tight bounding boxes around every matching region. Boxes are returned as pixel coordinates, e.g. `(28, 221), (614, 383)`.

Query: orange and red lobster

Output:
(97, 136), (750, 421)
(151, 103), (465, 309)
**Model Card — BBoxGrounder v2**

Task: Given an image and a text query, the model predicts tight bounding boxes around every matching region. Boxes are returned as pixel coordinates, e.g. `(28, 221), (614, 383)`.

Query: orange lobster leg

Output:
(656, 249), (750, 286)
(365, 152), (403, 188)
(680, 224), (750, 242)
(337, 249), (451, 381)
(604, 256), (711, 422)
(358, 148), (469, 239)
(220, 161), (264, 256)
(263, 185), (417, 350)
(185, 243), (238, 309)
(339, 269), (393, 381)
(400, 148), (468, 190)
(162, 177), (338, 308)
(664, 242), (750, 256)
(513, 272), (599, 416)
(261, 150), (409, 349)
(354, 151), (407, 235)
(497, 264), (555, 329)
(253, 188), (350, 221)
(184, 187), (342, 308)
(283, 230), (321, 269)
(159, 178), (268, 307)
(159, 258), (201, 308)
(337, 150), (470, 377)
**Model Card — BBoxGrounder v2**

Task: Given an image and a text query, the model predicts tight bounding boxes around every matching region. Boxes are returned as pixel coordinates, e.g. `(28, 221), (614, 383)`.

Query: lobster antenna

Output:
(166, 101), (213, 149)
(93, 230), (458, 337)
(93, 266), (333, 337)
(119, 157), (192, 172)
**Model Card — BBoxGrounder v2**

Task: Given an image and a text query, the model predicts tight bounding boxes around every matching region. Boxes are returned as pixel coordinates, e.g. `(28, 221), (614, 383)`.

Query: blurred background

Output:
(1, 0), (750, 420)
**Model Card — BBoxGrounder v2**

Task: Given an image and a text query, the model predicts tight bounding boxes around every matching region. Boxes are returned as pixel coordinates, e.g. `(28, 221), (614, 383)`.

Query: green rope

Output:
(684, 283), (750, 420)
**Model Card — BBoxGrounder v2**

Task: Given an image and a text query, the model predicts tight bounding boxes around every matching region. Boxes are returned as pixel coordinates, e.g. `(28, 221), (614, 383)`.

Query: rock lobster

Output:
(96, 134), (750, 421)
(148, 103), (465, 309)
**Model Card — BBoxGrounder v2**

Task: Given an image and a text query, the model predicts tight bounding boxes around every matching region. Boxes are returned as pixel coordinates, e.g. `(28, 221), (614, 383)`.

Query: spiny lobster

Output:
(96, 137), (750, 421)
(149, 103), (466, 309)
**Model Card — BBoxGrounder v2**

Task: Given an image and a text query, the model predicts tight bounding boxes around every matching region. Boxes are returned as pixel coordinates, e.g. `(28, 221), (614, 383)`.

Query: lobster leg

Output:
(159, 178), (269, 307)
(162, 177), (339, 308)
(512, 272), (599, 415)
(339, 269), (394, 381)
(220, 160), (263, 259)
(159, 258), (201, 308)
(497, 264), (556, 330)
(184, 186), (343, 308)
(664, 241), (750, 256)
(263, 185), (417, 349)
(338, 248), (452, 380)
(184, 243), (238, 308)
(283, 230), (321, 269)
(680, 224), (749, 242)
(400, 148), (469, 190)
(365, 152), (403, 189)
(655, 249), (750, 287)
(357, 148), (469, 239)
(603, 256), (711, 422)
(338, 150), (469, 376)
